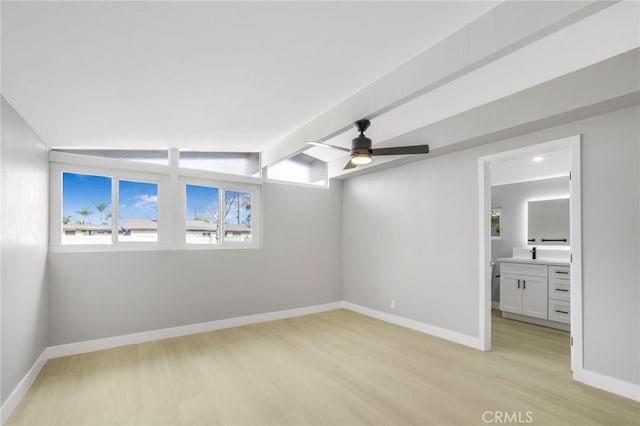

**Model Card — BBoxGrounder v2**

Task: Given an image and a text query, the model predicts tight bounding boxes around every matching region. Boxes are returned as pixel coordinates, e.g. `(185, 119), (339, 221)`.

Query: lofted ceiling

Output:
(1, 0), (498, 151)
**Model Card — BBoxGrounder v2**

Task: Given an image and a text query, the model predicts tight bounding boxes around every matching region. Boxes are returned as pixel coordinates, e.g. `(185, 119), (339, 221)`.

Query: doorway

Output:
(477, 135), (583, 379)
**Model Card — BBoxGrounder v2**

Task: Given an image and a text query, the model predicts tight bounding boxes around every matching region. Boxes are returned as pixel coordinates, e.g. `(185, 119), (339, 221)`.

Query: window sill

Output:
(49, 244), (170, 254)
(49, 244), (261, 253)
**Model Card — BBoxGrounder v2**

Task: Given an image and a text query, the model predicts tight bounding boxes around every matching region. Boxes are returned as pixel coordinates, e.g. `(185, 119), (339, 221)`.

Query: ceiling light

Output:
(532, 156), (544, 162)
(351, 153), (372, 165)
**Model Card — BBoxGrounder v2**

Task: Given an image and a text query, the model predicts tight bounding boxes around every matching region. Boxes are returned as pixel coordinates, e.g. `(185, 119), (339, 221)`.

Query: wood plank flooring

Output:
(7, 309), (639, 425)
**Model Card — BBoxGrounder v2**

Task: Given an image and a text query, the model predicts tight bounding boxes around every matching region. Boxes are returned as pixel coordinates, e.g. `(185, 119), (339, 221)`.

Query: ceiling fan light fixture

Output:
(351, 153), (372, 165)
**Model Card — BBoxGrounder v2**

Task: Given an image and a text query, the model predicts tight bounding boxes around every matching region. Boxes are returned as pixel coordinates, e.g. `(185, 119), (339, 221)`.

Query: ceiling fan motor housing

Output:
(351, 119), (373, 156)
(351, 134), (373, 155)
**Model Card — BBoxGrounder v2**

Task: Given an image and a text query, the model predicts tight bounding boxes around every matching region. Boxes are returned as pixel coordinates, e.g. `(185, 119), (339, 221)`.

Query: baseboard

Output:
(342, 302), (484, 350)
(2, 302), (342, 425)
(46, 301), (343, 359)
(502, 311), (570, 331)
(4, 301), (637, 425)
(578, 369), (640, 402)
(1, 349), (48, 424)
(491, 301), (500, 309)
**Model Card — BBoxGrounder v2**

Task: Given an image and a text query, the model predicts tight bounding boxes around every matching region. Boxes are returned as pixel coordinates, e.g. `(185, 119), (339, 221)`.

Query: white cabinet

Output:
(548, 299), (570, 323)
(499, 261), (570, 325)
(520, 275), (548, 319)
(548, 265), (571, 324)
(500, 275), (523, 314)
(548, 277), (570, 302)
(500, 273), (547, 319)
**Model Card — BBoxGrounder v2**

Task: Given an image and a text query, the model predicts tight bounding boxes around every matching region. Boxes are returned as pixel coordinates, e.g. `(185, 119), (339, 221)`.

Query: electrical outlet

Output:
(390, 299), (396, 310)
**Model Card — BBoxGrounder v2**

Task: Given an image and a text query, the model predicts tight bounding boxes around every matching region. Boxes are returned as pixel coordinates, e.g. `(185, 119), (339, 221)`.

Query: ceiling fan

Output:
(307, 119), (429, 170)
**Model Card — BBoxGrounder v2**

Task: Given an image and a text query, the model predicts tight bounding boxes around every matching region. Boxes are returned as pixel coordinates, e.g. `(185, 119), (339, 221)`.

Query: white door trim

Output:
(477, 135), (583, 376)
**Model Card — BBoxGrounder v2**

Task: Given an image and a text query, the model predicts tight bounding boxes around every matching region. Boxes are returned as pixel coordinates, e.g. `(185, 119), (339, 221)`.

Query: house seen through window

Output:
(186, 184), (220, 244)
(118, 180), (158, 242)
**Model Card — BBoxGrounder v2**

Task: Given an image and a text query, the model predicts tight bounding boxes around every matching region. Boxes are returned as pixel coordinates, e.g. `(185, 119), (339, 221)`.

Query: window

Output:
(186, 184), (220, 244)
(118, 180), (159, 242)
(51, 149), (260, 251)
(267, 152), (326, 186)
(491, 208), (501, 240)
(183, 182), (256, 247)
(53, 149), (169, 165)
(62, 172), (113, 245)
(180, 151), (260, 177)
(224, 190), (252, 242)
(54, 166), (165, 248)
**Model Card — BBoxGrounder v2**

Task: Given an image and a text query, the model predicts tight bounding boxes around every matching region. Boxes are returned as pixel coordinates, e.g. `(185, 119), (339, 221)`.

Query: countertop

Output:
(496, 257), (570, 266)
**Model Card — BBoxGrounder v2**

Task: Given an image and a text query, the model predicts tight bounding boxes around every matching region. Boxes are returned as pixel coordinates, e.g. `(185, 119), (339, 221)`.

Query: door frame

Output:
(477, 135), (583, 377)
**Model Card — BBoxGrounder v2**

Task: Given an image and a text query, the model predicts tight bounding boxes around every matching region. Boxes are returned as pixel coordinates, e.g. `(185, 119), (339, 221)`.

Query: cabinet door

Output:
(500, 274), (522, 314)
(521, 276), (548, 319)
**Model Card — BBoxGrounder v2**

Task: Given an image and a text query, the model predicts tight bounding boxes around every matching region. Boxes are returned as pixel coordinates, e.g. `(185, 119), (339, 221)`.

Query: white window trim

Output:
(50, 162), (169, 252)
(175, 176), (261, 250)
(50, 150), (261, 252)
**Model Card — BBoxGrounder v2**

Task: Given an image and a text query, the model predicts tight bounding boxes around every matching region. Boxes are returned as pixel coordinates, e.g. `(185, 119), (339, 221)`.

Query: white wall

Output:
(343, 106), (639, 385)
(1, 97), (49, 403)
(48, 181), (343, 345)
(490, 177), (570, 301)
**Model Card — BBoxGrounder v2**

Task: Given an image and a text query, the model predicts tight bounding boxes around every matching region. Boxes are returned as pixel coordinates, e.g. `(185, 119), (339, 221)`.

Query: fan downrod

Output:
(354, 119), (371, 134)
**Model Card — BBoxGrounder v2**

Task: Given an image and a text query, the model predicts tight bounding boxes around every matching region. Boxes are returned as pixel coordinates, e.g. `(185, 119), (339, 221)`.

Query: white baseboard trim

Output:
(1, 302), (343, 425)
(578, 369), (640, 402)
(342, 302), (484, 350)
(46, 301), (343, 359)
(4, 301), (638, 425)
(502, 311), (570, 331)
(1, 349), (48, 424)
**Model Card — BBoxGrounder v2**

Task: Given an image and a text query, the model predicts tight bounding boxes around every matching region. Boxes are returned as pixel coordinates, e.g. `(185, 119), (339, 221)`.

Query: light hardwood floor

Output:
(7, 309), (639, 425)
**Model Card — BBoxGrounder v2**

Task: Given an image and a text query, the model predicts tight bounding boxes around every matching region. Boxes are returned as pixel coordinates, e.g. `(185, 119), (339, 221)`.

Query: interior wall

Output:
(48, 181), (343, 345)
(342, 105), (639, 385)
(0, 97), (50, 403)
(490, 177), (570, 302)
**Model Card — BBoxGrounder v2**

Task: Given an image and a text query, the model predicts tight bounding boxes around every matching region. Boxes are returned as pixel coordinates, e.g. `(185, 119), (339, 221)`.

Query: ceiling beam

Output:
(328, 49), (640, 180)
(263, 0), (616, 166)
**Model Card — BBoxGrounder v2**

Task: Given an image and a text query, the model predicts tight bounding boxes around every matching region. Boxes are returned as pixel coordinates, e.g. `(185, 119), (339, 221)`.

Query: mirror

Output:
(527, 198), (570, 245)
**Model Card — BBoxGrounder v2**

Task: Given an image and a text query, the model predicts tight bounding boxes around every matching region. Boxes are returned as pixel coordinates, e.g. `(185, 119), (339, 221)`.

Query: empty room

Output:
(1, 1), (639, 425)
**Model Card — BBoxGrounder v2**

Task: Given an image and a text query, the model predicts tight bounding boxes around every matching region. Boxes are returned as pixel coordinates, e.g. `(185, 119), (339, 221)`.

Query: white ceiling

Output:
(1, 1), (497, 151)
(315, 0), (640, 177)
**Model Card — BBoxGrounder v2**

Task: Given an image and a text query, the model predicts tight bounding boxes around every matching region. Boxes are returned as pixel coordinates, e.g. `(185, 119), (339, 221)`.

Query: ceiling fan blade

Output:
(372, 145), (430, 156)
(306, 141), (350, 152)
(343, 159), (358, 170)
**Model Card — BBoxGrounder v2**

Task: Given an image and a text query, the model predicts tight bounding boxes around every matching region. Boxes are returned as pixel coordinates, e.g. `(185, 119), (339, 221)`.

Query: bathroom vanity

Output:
(497, 257), (570, 330)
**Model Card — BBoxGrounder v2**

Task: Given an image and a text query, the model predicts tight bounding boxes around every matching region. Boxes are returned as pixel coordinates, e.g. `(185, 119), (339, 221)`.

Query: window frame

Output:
(177, 177), (260, 250)
(51, 162), (169, 252)
(50, 149), (261, 252)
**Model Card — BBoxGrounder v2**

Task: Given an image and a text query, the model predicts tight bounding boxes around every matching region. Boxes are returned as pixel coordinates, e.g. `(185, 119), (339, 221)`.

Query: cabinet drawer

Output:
(549, 265), (570, 279)
(548, 300), (570, 324)
(549, 278), (570, 302)
(500, 262), (547, 278)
